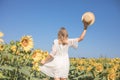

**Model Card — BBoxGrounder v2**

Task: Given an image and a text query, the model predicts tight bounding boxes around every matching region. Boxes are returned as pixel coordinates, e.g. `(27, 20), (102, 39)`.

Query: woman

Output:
(40, 21), (90, 80)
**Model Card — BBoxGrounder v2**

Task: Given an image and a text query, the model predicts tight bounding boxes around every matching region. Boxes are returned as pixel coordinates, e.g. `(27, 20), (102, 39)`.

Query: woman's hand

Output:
(40, 55), (53, 65)
(83, 19), (92, 30)
(83, 22), (89, 30)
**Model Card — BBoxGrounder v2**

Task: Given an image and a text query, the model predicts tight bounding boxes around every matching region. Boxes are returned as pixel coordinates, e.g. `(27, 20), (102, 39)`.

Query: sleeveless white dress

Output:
(39, 38), (78, 78)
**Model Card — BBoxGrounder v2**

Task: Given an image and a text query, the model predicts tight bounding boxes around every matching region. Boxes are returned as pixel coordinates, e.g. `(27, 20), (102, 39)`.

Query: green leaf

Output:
(19, 66), (31, 77)
(1, 53), (13, 61)
(31, 77), (41, 80)
(0, 65), (15, 71)
(0, 72), (10, 79)
(70, 66), (76, 70)
(94, 75), (100, 80)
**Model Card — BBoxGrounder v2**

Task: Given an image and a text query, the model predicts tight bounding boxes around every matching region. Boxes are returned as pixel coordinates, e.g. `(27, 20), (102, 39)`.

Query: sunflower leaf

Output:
(0, 65), (16, 71)
(19, 66), (31, 77)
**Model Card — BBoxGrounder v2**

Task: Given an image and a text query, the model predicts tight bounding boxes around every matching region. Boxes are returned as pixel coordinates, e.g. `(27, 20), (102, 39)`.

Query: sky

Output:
(0, 0), (120, 58)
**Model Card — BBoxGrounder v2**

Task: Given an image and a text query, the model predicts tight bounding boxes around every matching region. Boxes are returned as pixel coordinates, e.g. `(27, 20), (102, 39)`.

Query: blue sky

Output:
(0, 0), (120, 58)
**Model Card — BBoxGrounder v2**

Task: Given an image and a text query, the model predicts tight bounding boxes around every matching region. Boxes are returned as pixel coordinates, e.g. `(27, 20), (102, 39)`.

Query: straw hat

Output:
(82, 12), (95, 26)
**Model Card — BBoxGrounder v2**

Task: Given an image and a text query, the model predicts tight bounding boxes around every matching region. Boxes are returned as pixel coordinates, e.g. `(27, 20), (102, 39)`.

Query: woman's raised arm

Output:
(77, 22), (89, 42)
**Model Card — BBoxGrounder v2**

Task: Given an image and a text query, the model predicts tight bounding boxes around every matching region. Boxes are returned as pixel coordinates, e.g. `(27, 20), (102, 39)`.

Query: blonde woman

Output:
(40, 22), (90, 80)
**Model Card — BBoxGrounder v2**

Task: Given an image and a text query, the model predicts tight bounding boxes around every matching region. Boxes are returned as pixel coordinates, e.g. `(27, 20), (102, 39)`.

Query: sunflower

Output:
(70, 60), (76, 65)
(10, 45), (17, 52)
(108, 72), (116, 80)
(20, 35), (33, 52)
(10, 45), (20, 54)
(0, 44), (4, 51)
(78, 59), (86, 65)
(76, 65), (85, 71)
(32, 62), (40, 71)
(32, 49), (45, 71)
(89, 59), (96, 66)
(86, 65), (93, 72)
(43, 51), (48, 57)
(95, 63), (103, 73)
(0, 32), (4, 37)
(107, 68), (116, 80)
(112, 64), (119, 72)
(32, 49), (43, 62)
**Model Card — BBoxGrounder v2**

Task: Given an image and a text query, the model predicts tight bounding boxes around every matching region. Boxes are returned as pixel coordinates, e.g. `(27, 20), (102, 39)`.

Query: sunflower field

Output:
(0, 32), (120, 80)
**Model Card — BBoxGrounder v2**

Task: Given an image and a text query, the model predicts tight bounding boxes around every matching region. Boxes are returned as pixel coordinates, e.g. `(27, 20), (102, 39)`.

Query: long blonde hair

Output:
(58, 27), (68, 45)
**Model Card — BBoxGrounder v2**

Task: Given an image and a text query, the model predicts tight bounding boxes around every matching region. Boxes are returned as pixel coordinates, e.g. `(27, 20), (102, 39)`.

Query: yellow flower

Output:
(32, 62), (40, 71)
(0, 32), (4, 37)
(78, 59), (86, 65)
(0, 44), (4, 51)
(32, 49), (49, 71)
(43, 51), (49, 57)
(32, 49), (43, 62)
(107, 68), (116, 80)
(20, 35), (33, 52)
(10, 45), (20, 54)
(112, 64), (119, 72)
(95, 63), (103, 73)
(76, 66), (85, 71)
(108, 68), (116, 73)
(89, 59), (96, 66)
(116, 71), (120, 79)
(42, 56), (46, 60)
(11, 45), (17, 52)
(86, 65), (93, 72)
(108, 73), (116, 80)
(70, 60), (76, 65)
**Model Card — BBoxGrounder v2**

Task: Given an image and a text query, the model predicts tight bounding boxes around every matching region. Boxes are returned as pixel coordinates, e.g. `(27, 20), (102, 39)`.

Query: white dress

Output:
(39, 38), (78, 78)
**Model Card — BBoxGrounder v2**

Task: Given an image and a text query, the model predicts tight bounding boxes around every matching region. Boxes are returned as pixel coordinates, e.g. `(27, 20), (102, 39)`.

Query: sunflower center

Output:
(22, 39), (29, 47)
(0, 45), (3, 48)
